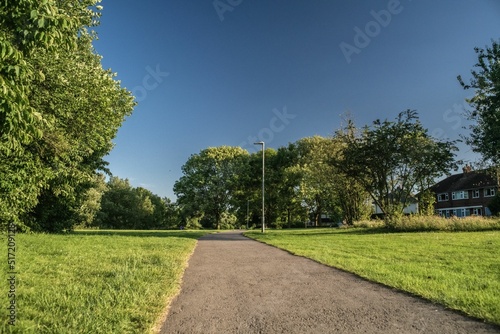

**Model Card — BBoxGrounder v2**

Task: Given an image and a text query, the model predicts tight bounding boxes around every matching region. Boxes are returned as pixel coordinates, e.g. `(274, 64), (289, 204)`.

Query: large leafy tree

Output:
(289, 136), (339, 226)
(329, 133), (371, 225)
(458, 40), (500, 165)
(230, 147), (300, 229)
(335, 110), (457, 221)
(272, 146), (307, 228)
(233, 145), (309, 229)
(0, 1), (135, 231)
(174, 146), (249, 229)
(289, 136), (369, 226)
(0, 0), (102, 151)
(25, 31), (134, 232)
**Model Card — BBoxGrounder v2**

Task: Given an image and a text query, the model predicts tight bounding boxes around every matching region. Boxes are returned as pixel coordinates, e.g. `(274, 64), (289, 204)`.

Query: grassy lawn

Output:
(1, 230), (209, 334)
(246, 228), (500, 325)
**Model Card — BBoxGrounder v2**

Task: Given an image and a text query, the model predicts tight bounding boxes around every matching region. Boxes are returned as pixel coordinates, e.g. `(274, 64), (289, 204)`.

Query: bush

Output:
(386, 215), (500, 232)
(353, 220), (385, 229)
(185, 216), (202, 230)
(352, 216), (500, 232)
(488, 193), (500, 216)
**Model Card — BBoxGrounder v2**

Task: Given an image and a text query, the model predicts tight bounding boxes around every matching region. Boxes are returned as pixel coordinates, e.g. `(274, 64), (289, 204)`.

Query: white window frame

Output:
(472, 190), (480, 198)
(484, 188), (496, 197)
(452, 191), (469, 200)
(437, 193), (449, 202)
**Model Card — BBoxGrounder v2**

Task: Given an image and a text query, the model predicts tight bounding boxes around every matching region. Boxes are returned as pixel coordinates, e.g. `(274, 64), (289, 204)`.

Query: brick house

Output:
(429, 167), (498, 217)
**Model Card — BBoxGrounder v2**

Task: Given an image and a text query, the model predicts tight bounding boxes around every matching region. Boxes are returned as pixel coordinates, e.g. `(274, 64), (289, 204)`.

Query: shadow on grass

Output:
(72, 229), (212, 240)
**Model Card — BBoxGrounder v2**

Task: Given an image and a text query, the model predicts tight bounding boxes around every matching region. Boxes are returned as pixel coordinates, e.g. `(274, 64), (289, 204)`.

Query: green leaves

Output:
(94, 177), (175, 230)
(459, 40), (500, 165)
(0, 0), (105, 154)
(175, 146), (249, 229)
(38, 17), (45, 28)
(335, 110), (457, 221)
(0, 1), (135, 232)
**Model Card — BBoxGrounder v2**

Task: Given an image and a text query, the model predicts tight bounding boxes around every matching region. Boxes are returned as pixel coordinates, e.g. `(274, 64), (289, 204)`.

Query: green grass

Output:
(246, 228), (500, 325)
(1, 230), (209, 334)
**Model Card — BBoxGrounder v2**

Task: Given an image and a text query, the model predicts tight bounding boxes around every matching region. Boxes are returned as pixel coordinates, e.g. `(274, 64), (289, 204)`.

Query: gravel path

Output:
(159, 231), (499, 334)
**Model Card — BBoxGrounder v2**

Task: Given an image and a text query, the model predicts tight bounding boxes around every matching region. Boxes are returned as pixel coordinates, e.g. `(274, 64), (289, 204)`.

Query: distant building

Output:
(372, 198), (418, 216)
(429, 167), (498, 217)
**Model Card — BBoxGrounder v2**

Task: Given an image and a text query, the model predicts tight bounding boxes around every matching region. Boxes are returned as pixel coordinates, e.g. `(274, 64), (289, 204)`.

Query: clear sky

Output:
(94, 0), (500, 200)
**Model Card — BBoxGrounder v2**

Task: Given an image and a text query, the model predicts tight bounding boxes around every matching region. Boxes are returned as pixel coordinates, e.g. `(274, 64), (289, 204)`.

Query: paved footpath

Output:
(159, 231), (499, 334)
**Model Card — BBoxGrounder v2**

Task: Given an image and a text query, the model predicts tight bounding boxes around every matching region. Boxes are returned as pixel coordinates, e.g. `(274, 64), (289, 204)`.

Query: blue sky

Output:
(94, 0), (500, 200)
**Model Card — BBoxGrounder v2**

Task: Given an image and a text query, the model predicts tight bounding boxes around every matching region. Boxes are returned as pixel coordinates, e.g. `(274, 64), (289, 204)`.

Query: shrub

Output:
(387, 215), (500, 232)
(353, 220), (385, 229)
(352, 215), (500, 232)
(488, 193), (500, 216)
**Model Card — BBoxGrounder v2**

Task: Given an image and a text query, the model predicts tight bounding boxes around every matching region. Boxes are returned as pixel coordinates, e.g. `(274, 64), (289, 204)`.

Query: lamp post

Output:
(246, 200), (249, 230)
(254, 141), (265, 233)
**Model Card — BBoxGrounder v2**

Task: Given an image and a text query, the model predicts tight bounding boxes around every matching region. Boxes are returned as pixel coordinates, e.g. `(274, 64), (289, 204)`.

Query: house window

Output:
(484, 188), (496, 197)
(472, 190), (480, 198)
(472, 208), (482, 216)
(437, 193), (449, 202)
(452, 191), (469, 200)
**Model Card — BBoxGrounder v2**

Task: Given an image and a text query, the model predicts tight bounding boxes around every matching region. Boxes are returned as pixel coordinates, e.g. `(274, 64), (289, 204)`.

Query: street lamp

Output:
(254, 141), (265, 233)
(246, 200), (250, 230)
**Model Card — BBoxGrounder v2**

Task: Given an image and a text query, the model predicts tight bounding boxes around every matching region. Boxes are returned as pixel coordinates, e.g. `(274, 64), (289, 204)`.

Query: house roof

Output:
(430, 170), (498, 194)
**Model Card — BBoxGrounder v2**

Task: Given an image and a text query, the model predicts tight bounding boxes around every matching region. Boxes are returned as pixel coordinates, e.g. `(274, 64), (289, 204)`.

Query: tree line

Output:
(174, 110), (457, 230)
(175, 36), (500, 229)
(1, 1), (498, 232)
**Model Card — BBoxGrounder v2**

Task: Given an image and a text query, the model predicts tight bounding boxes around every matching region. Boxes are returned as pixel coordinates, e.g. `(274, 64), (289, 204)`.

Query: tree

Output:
(273, 145), (307, 228)
(290, 136), (339, 226)
(0, 3), (135, 232)
(0, 0), (103, 152)
(174, 146), (249, 229)
(458, 40), (500, 165)
(95, 177), (142, 229)
(75, 174), (108, 228)
(160, 197), (181, 229)
(27, 30), (134, 231)
(289, 135), (370, 227)
(488, 193), (500, 216)
(329, 133), (372, 225)
(335, 110), (457, 223)
(94, 177), (173, 230)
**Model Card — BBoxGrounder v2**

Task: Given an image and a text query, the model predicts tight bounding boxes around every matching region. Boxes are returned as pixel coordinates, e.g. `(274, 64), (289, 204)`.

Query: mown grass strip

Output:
(1, 230), (209, 333)
(246, 228), (500, 325)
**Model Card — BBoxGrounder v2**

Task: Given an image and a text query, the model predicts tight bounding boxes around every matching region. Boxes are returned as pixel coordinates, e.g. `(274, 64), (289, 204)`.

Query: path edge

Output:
(151, 237), (202, 334)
